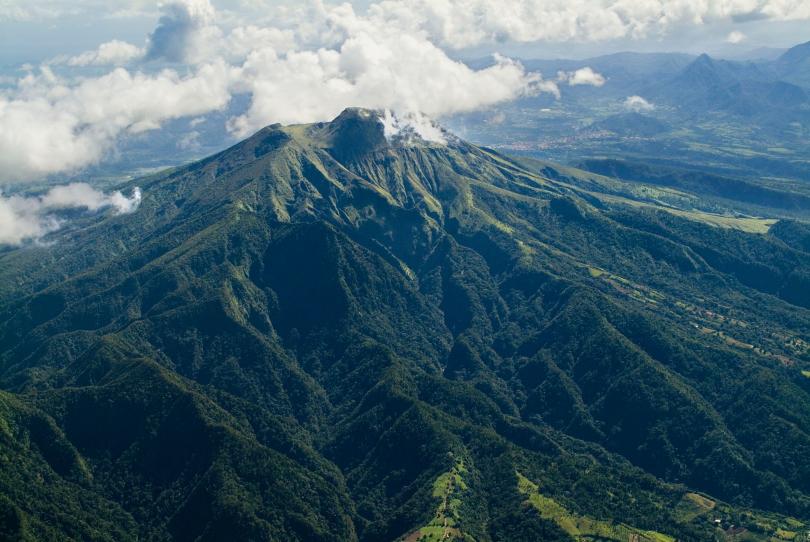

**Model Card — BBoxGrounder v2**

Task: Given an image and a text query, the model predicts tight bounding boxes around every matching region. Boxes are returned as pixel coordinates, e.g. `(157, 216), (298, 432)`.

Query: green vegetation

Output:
(403, 460), (475, 542)
(1, 108), (810, 540)
(674, 493), (716, 523)
(517, 472), (675, 542)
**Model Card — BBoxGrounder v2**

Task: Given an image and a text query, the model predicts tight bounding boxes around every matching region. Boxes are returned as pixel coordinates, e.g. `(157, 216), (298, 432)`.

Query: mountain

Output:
(776, 40), (810, 88)
(651, 53), (809, 118)
(779, 41), (810, 66)
(518, 52), (697, 99)
(2, 108), (810, 541)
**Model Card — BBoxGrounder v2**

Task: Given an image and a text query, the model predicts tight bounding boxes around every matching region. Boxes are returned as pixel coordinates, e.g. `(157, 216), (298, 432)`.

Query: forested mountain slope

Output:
(1, 109), (810, 541)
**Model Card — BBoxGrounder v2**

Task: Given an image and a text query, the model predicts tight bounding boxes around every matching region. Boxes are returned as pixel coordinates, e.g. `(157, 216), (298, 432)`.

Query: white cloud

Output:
(225, 25), (297, 60)
(4, 0), (810, 31)
(726, 30), (747, 44)
(227, 31), (551, 137)
(0, 63), (233, 182)
(760, 0), (810, 20)
(146, 0), (221, 63)
(0, 183), (141, 245)
(364, 0), (810, 49)
(624, 95), (655, 112)
(67, 40), (144, 67)
(558, 67), (606, 87)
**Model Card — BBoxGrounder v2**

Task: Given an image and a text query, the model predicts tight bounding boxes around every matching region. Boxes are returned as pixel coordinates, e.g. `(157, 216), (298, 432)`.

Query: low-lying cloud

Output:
(726, 30), (747, 44)
(0, 62), (233, 182)
(624, 95), (655, 112)
(0, 183), (141, 245)
(558, 67), (606, 87)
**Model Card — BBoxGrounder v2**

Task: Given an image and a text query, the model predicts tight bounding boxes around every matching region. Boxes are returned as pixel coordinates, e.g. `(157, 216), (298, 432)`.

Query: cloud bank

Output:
(0, 183), (141, 245)
(0, 62), (233, 182)
(363, 0), (810, 49)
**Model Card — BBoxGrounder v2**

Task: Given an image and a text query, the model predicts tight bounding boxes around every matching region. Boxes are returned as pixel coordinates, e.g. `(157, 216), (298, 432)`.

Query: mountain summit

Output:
(1, 110), (810, 541)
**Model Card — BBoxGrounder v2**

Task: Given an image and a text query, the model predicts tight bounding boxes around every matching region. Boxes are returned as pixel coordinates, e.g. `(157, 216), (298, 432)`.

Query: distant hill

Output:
(652, 53), (809, 117)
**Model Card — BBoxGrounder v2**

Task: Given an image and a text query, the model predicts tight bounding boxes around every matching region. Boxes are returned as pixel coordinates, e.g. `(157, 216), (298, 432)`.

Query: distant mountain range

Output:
(2, 109), (810, 541)
(449, 40), (810, 187)
(649, 52), (809, 117)
(471, 40), (810, 112)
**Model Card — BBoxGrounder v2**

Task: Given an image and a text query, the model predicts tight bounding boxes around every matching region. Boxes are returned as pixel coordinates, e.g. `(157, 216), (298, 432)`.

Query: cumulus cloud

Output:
(67, 40), (144, 67)
(146, 0), (220, 63)
(225, 25), (297, 60)
(0, 62), (233, 182)
(726, 30), (747, 44)
(0, 183), (141, 245)
(227, 32), (550, 137)
(624, 95), (655, 112)
(558, 67), (606, 87)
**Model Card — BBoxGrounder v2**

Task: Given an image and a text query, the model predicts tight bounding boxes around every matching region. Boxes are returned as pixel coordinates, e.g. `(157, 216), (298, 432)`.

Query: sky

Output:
(1, 0), (808, 68)
(0, 0), (809, 185)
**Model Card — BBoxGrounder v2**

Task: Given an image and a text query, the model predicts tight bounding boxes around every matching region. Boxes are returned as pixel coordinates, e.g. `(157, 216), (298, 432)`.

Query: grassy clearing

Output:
(802, 370), (810, 379)
(591, 192), (777, 234)
(404, 460), (475, 542)
(516, 472), (675, 542)
(588, 267), (606, 278)
(674, 493), (716, 523)
(674, 492), (810, 541)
